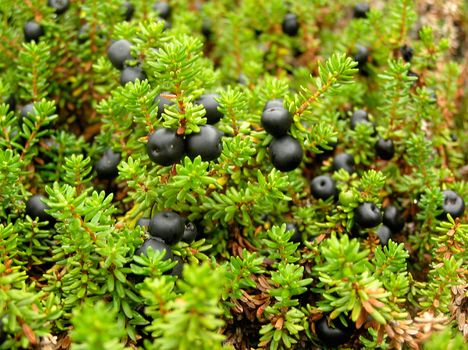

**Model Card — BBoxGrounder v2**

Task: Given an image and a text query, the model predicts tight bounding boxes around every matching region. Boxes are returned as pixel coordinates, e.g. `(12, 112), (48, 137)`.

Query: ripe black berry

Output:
(153, 2), (171, 19)
(383, 205), (405, 233)
(282, 13), (299, 36)
(136, 237), (172, 260)
(440, 190), (465, 219)
(310, 175), (336, 200)
(355, 202), (382, 228)
(285, 222), (301, 243)
(201, 20), (212, 39)
(3, 95), (16, 113)
(195, 93), (224, 124)
(264, 99), (283, 111)
(154, 93), (174, 119)
(261, 107), (292, 137)
(19, 103), (36, 125)
(123, 1), (135, 21)
(26, 194), (54, 223)
(149, 211), (185, 245)
(186, 124), (223, 161)
(353, 3), (370, 18)
(136, 217), (150, 229)
(48, 0), (70, 14)
(95, 149), (121, 179)
(315, 317), (354, 348)
(170, 255), (184, 277)
(146, 128), (185, 166)
(376, 225), (392, 246)
(354, 44), (369, 68)
(400, 44), (413, 62)
(107, 39), (132, 70)
(350, 109), (370, 129)
(24, 20), (44, 42)
(182, 220), (198, 243)
(120, 66), (146, 85)
(332, 153), (355, 173)
(269, 135), (303, 172)
(375, 139), (395, 160)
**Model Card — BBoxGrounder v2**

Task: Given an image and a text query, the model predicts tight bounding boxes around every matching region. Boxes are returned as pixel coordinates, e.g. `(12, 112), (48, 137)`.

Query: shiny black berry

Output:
(120, 66), (146, 85)
(26, 194), (54, 223)
(24, 21), (44, 42)
(170, 255), (184, 277)
(440, 190), (465, 219)
(354, 44), (369, 68)
(261, 107), (292, 137)
(383, 205), (405, 233)
(355, 202), (382, 228)
(400, 45), (413, 62)
(154, 93), (174, 118)
(285, 222), (301, 243)
(136, 237), (172, 260)
(195, 93), (224, 124)
(311, 175), (336, 200)
(3, 95), (16, 113)
(123, 1), (135, 21)
(264, 99), (284, 111)
(153, 2), (171, 19)
(95, 149), (121, 179)
(19, 103), (36, 125)
(182, 220), (198, 243)
(107, 39), (132, 70)
(350, 109), (370, 129)
(375, 139), (395, 160)
(149, 211), (185, 245)
(186, 125), (223, 161)
(282, 13), (299, 36)
(332, 153), (355, 173)
(353, 3), (370, 18)
(315, 317), (354, 348)
(136, 217), (151, 229)
(146, 128), (185, 166)
(48, 0), (69, 14)
(376, 225), (392, 246)
(269, 135), (303, 172)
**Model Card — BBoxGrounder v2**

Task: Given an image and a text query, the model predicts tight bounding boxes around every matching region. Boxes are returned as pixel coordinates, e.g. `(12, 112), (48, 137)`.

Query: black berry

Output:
(332, 153), (355, 173)
(182, 220), (198, 243)
(120, 66), (146, 85)
(26, 194), (54, 223)
(400, 45), (413, 62)
(107, 39), (132, 70)
(353, 3), (370, 18)
(440, 190), (465, 219)
(269, 135), (303, 172)
(195, 93), (224, 124)
(282, 13), (299, 36)
(146, 128), (185, 166)
(136, 237), (172, 260)
(153, 2), (171, 19)
(170, 255), (184, 277)
(383, 205), (405, 233)
(24, 21), (44, 42)
(350, 109), (370, 129)
(201, 20), (212, 39)
(375, 138), (395, 160)
(311, 175), (336, 200)
(315, 317), (354, 348)
(376, 225), (392, 246)
(264, 99), (284, 111)
(136, 217), (151, 229)
(19, 103), (36, 125)
(48, 0), (70, 14)
(186, 124), (223, 161)
(285, 222), (301, 243)
(148, 211), (185, 245)
(154, 93), (174, 119)
(355, 202), (382, 228)
(354, 44), (369, 68)
(95, 149), (121, 179)
(3, 95), (16, 113)
(261, 106), (292, 137)
(123, 1), (135, 21)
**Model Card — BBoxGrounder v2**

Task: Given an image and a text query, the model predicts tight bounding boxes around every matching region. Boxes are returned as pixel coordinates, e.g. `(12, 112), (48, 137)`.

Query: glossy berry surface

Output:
(154, 93), (174, 118)
(282, 13), (299, 36)
(375, 138), (395, 160)
(146, 128), (185, 166)
(120, 66), (146, 85)
(261, 107), (292, 137)
(170, 255), (184, 277)
(95, 149), (121, 179)
(269, 135), (303, 172)
(19, 103), (36, 124)
(182, 221), (198, 243)
(441, 190), (465, 219)
(285, 222), (301, 243)
(186, 124), (223, 161)
(26, 194), (54, 223)
(195, 93), (224, 124)
(48, 0), (69, 14)
(107, 39), (132, 70)
(350, 109), (369, 129)
(311, 175), (336, 200)
(332, 153), (355, 173)
(123, 1), (135, 21)
(315, 317), (353, 348)
(400, 44), (413, 62)
(153, 2), (171, 19)
(353, 3), (370, 18)
(376, 225), (392, 246)
(136, 238), (172, 260)
(148, 211), (185, 245)
(24, 21), (44, 42)
(263, 99), (283, 111)
(355, 202), (382, 228)
(136, 217), (151, 229)
(354, 44), (369, 67)
(383, 205), (405, 233)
